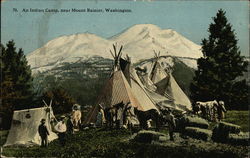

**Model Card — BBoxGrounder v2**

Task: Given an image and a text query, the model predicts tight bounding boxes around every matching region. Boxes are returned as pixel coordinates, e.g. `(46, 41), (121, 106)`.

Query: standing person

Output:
(99, 103), (106, 125)
(165, 109), (176, 141)
(96, 109), (103, 127)
(55, 116), (67, 146)
(66, 115), (74, 134)
(217, 101), (227, 121)
(38, 119), (49, 147)
(72, 108), (82, 130)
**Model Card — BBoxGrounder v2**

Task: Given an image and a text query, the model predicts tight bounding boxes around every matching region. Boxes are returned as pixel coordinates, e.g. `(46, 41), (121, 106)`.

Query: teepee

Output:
(138, 51), (192, 111)
(4, 102), (58, 147)
(83, 44), (159, 125)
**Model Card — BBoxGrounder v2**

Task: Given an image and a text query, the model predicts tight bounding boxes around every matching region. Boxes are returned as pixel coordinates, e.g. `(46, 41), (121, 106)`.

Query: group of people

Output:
(95, 102), (136, 129)
(38, 99), (227, 147)
(40, 100), (225, 147)
(193, 100), (227, 121)
(38, 104), (82, 147)
(38, 116), (68, 147)
(95, 102), (177, 141)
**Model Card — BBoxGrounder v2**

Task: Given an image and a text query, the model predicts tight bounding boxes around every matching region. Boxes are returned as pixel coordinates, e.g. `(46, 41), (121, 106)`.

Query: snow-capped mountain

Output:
(110, 24), (202, 59)
(27, 24), (203, 73)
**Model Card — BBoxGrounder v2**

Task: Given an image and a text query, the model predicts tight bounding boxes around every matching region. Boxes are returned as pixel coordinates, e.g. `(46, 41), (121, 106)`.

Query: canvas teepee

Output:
(83, 44), (159, 125)
(147, 52), (192, 111)
(4, 104), (58, 147)
(135, 52), (192, 111)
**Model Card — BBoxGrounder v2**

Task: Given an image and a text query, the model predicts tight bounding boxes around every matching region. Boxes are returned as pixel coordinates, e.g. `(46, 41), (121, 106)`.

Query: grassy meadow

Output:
(0, 110), (249, 158)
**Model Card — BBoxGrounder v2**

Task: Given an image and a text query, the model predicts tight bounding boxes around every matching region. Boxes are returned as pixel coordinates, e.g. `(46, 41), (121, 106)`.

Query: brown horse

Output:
(104, 102), (125, 129)
(134, 107), (161, 131)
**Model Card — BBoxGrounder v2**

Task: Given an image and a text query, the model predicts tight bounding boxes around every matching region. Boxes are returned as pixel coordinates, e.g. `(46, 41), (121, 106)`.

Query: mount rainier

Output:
(27, 24), (203, 73)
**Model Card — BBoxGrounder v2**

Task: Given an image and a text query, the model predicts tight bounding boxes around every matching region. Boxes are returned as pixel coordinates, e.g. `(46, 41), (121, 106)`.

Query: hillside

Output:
(33, 56), (194, 107)
(33, 56), (113, 106)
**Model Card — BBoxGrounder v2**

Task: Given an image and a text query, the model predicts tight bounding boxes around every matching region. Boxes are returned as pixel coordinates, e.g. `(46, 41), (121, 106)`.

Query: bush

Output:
(184, 127), (212, 141)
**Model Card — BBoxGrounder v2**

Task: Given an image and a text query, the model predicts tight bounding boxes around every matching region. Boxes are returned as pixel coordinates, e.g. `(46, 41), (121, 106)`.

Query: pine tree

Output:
(42, 88), (76, 114)
(0, 41), (34, 129)
(190, 9), (248, 109)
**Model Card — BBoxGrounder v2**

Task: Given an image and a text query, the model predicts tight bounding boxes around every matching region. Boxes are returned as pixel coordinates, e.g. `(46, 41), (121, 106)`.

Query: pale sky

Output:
(1, 0), (249, 56)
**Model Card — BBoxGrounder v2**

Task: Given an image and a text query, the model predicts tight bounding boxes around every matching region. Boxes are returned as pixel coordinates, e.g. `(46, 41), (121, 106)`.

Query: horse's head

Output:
(218, 100), (224, 106)
(218, 100), (226, 111)
(113, 101), (125, 110)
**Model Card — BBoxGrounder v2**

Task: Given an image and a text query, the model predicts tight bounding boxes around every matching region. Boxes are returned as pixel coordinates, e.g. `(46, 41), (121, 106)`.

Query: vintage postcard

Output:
(1, 0), (249, 157)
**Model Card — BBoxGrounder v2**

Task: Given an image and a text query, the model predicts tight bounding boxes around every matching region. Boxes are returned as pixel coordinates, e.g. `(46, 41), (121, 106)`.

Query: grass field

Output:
(0, 110), (249, 158)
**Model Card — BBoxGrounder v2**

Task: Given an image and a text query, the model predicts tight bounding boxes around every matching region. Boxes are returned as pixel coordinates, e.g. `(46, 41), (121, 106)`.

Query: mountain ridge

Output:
(27, 24), (203, 73)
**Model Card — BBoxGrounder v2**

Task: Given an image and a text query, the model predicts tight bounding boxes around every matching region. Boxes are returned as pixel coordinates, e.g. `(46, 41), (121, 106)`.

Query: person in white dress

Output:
(54, 116), (67, 146)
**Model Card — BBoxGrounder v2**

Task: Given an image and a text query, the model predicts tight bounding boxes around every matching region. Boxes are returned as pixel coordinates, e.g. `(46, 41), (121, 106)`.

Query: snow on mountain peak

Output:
(110, 24), (202, 60)
(27, 24), (203, 73)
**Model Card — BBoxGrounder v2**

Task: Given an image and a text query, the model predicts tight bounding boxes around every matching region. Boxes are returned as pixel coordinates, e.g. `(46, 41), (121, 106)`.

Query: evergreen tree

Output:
(190, 9), (248, 109)
(42, 88), (76, 114)
(0, 41), (34, 129)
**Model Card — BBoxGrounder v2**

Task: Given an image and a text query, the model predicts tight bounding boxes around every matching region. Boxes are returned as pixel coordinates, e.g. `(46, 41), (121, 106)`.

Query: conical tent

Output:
(166, 73), (192, 111)
(83, 70), (145, 125)
(129, 68), (159, 111)
(99, 70), (143, 109)
(84, 44), (160, 125)
(4, 107), (58, 147)
(120, 56), (159, 112)
(137, 72), (157, 91)
(150, 61), (169, 85)
(141, 54), (192, 111)
(137, 71), (181, 111)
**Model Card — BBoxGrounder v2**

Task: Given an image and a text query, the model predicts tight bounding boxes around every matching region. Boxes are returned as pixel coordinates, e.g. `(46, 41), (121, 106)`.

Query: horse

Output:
(104, 102), (125, 129)
(195, 100), (218, 121)
(134, 107), (161, 131)
(122, 103), (140, 130)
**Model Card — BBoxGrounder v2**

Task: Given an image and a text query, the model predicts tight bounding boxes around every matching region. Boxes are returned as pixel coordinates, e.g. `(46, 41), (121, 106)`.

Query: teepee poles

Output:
(110, 43), (123, 71)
